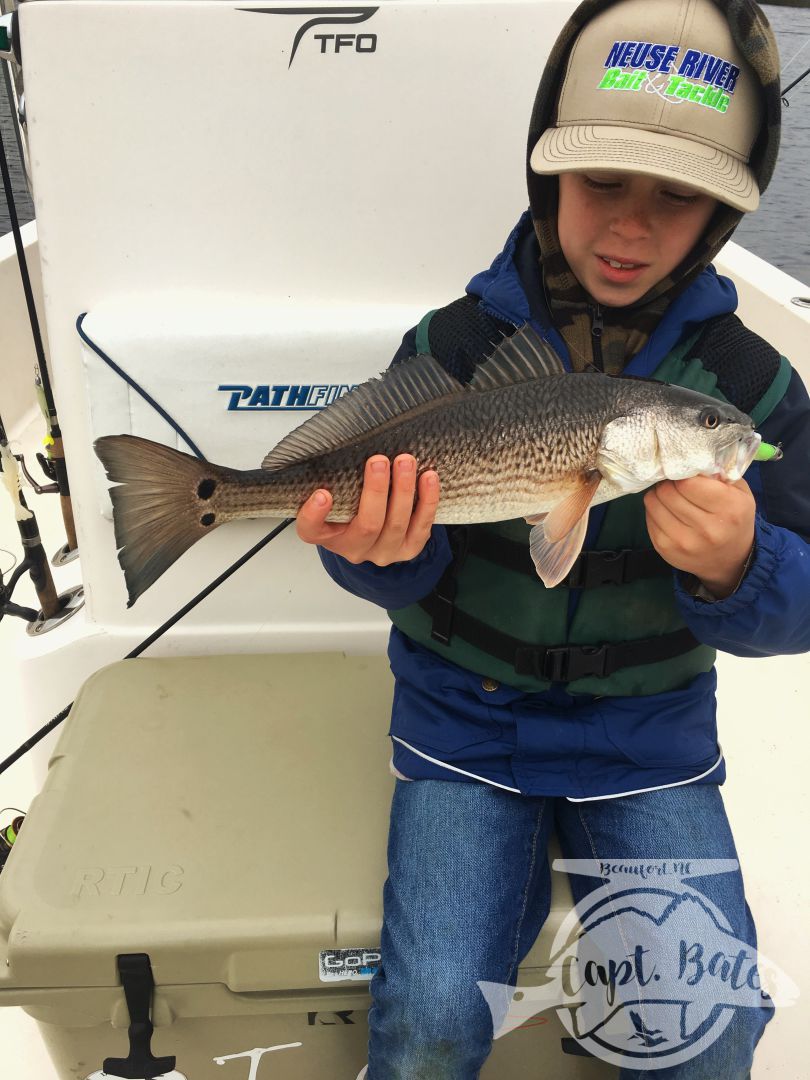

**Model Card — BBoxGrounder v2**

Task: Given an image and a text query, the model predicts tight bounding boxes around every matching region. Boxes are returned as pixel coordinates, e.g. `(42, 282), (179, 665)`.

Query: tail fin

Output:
(94, 435), (227, 607)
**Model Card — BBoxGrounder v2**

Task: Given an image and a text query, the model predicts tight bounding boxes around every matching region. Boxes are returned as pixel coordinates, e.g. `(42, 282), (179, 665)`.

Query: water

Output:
(0, 63), (33, 234)
(734, 5), (810, 283)
(1, 4), (809, 283)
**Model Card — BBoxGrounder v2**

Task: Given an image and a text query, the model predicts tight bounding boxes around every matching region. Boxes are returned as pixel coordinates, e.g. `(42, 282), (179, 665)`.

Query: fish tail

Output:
(94, 434), (232, 607)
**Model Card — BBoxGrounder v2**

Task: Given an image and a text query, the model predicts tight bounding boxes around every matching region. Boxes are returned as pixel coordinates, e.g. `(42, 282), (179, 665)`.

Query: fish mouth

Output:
(719, 431), (761, 481)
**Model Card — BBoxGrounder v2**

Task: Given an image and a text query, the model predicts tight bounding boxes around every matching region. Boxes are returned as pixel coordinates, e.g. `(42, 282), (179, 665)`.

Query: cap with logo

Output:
(530, 0), (764, 211)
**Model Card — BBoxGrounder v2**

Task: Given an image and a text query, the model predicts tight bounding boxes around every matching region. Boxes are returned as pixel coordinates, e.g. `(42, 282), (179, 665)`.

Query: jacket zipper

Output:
(591, 304), (604, 371)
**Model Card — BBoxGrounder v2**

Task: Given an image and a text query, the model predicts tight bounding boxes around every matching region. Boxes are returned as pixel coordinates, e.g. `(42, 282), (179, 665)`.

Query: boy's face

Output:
(557, 172), (719, 308)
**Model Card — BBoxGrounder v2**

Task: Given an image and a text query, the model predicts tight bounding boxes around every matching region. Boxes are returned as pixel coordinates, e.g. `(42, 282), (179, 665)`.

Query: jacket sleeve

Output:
(674, 366), (810, 656)
(316, 326), (454, 610)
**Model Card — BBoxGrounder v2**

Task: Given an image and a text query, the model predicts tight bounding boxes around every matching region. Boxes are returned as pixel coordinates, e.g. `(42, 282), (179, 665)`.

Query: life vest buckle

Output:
(567, 549), (630, 589)
(539, 644), (609, 683)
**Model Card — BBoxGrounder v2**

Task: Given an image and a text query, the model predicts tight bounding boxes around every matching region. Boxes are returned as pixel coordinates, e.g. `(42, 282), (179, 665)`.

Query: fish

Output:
(93, 323), (768, 607)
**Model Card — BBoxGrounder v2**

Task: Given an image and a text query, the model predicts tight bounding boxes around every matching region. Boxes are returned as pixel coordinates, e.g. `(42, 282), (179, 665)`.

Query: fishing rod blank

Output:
(782, 65), (810, 106)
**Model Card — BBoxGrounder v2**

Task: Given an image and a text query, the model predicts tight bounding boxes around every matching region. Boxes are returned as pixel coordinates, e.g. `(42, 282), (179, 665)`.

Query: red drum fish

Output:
(94, 324), (769, 606)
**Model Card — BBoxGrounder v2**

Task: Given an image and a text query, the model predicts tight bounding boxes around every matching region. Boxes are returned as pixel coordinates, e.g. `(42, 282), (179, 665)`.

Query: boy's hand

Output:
(643, 476), (756, 599)
(296, 454), (440, 566)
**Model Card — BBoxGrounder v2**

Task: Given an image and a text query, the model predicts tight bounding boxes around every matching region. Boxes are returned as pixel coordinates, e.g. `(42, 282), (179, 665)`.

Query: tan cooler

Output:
(0, 654), (614, 1078)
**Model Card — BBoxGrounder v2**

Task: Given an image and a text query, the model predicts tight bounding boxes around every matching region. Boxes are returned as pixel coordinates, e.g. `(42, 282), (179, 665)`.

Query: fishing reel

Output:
(0, 810), (25, 876)
(0, 440), (83, 629)
(10, 448), (79, 566)
(14, 450), (58, 493)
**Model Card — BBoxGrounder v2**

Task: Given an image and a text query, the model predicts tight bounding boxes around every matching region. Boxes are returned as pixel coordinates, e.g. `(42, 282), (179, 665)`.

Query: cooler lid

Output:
(0, 653), (395, 993)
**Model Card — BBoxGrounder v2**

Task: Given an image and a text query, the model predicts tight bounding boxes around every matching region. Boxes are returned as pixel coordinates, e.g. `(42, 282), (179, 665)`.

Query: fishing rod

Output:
(2, 16), (293, 772)
(0, 35), (78, 566)
(0, 72), (82, 628)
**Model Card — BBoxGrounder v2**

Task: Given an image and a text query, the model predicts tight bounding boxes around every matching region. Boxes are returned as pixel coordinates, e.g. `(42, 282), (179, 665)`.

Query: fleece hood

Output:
(524, 0), (782, 372)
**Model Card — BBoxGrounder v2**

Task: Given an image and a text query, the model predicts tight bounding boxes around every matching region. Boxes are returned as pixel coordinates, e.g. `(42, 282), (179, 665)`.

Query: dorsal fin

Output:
(261, 354), (466, 471)
(468, 323), (566, 391)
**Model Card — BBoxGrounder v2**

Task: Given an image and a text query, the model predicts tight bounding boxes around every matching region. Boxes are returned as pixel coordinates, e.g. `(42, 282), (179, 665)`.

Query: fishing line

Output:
(0, 547), (17, 574)
(781, 31), (810, 80)
(0, 516), (293, 777)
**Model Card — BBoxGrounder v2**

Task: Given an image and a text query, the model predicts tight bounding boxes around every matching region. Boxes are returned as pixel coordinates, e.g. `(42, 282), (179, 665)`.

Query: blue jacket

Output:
(320, 212), (810, 801)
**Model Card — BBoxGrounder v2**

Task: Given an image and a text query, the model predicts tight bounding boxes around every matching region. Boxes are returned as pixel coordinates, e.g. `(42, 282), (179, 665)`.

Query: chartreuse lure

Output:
(755, 442), (783, 462)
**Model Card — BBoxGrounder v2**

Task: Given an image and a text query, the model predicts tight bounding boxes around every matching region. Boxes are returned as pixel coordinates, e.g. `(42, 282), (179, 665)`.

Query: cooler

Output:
(0, 654), (613, 1078)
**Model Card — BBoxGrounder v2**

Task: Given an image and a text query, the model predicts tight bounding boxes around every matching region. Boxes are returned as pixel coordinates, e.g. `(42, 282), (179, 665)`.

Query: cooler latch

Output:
(103, 953), (177, 1079)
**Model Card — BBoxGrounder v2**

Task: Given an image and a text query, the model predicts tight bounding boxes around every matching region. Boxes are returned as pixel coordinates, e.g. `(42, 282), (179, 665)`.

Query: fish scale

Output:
(210, 376), (619, 524)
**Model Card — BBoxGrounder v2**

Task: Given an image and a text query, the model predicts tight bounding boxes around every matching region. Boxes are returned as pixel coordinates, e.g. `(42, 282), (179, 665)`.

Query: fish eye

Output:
(700, 408), (720, 430)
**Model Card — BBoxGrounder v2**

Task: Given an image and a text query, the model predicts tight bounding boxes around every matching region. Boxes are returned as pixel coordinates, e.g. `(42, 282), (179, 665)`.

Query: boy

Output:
(298, 0), (810, 1075)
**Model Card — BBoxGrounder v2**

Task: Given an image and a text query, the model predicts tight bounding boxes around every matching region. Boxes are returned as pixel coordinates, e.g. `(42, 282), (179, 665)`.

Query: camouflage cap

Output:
(530, 0), (767, 210)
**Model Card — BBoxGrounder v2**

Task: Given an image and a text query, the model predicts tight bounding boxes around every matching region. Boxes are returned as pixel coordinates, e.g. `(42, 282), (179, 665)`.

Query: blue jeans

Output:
(367, 780), (773, 1079)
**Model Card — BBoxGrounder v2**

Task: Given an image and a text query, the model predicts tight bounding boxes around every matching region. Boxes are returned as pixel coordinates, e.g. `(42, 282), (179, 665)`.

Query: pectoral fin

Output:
(530, 514), (590, 588)
(529, 472), (601, 587)
(598, 418), (662, 491)
(543, 471), (601, 541)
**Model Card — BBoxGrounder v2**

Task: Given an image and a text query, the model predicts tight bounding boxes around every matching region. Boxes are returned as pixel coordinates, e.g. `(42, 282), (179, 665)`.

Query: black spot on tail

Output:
(200, 513), (216, 527)
(198, 478), (217, 500)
